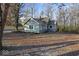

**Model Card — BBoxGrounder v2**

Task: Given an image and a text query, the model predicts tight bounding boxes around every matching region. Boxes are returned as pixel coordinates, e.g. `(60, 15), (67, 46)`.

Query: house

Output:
(24, 18), (47, 33)
(23, 17), (57, 33)
(47, 20), (57, 32)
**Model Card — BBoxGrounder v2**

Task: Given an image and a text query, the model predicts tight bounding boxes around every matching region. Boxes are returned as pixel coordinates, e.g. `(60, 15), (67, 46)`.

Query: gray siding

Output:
(24, 18), (40, 33)
(39, 24), (47, 33)
(24, 18), (56, 33)
(48, 23), (57, 32)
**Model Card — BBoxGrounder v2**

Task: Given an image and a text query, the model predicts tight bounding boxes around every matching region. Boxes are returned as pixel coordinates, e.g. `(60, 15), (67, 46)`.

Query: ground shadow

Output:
(2, 39), (79, 56)
(59, 50), (79, 56)
(28, 40), (79, 56)
(3, 40), (79, 51)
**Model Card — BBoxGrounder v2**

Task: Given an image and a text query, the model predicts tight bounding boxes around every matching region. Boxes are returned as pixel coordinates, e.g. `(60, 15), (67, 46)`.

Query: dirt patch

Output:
(2, 32), (79, 56)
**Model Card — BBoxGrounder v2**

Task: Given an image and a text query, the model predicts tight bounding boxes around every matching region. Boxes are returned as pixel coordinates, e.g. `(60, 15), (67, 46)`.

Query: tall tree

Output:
(14, 3), (24, 31)
(10, 3), (24, 31)
(57, 3), (67, 31)
(44, 3), (53, 19)
(24, 8), (31, 19)
(0, 3), (10, 55)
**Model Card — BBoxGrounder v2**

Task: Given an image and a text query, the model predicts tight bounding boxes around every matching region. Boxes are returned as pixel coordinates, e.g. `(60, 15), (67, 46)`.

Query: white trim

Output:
(30, 18), (40, 25)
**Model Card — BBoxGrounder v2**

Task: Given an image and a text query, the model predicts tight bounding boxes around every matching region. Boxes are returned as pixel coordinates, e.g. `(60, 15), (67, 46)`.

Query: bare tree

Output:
(0, 3), (10, 55)
(44, 3), (53, 19)
(8, 3), (24, 31)
(14, 3), (24, 31)
(57, 4), (66, 31)
(66, 4), (79, 32)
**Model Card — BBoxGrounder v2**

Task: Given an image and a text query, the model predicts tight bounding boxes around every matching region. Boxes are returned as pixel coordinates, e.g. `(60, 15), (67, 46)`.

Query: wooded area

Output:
(4, 3), (79, 32)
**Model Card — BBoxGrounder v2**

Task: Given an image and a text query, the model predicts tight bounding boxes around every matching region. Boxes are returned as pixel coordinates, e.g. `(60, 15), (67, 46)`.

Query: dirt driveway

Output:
(2, 32), (79, 56)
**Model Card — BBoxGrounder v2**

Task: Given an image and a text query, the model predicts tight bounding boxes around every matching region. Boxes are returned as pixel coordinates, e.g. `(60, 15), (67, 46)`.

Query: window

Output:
(50, 26), (52, 28)
(29, 25), (33, 29)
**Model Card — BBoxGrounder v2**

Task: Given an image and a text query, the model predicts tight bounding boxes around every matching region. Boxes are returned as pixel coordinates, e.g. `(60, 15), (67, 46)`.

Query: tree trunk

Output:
(0, 4), (3, 55)
(15, 11), (19, 31)
(0, 3), (9, 55)
(15, 4), (20, 31)
(64, 16), (65, 31)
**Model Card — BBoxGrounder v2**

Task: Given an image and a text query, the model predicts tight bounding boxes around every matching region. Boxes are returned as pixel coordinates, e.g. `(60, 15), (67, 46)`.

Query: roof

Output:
(24, 17), (47, 25)
(48, 20), (56, 25)
(41, 17), (49, 23)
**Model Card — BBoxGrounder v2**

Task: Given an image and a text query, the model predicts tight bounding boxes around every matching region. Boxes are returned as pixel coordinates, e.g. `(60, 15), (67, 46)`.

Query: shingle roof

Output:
(24, 17), (48, 25)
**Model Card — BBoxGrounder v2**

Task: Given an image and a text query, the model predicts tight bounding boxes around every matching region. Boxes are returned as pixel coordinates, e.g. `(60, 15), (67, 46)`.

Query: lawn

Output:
(2, 32), (79, 56)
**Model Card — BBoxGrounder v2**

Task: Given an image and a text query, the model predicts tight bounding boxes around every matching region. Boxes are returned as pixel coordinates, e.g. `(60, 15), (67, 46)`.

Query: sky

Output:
(21, 4), (55, 12)
(20, 3), (72, 19)
(22, 3), (70, 11)
(21, 3), (44, 14)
